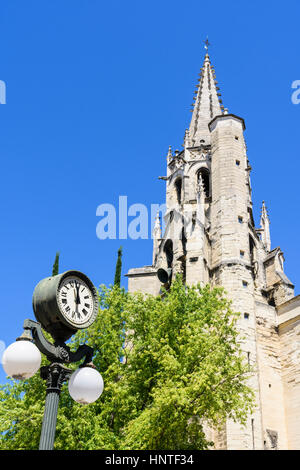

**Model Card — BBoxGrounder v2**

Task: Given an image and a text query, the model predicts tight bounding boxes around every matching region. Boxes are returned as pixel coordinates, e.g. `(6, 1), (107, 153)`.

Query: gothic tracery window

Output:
(197, 168), (210, 197)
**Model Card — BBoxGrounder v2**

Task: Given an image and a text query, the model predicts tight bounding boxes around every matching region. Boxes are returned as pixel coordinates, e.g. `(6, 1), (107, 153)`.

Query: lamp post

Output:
(2, 271), (104, 450)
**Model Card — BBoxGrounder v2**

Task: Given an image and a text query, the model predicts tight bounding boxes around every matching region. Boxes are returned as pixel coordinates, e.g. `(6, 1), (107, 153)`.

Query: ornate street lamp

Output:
(2, 270), (104, 450)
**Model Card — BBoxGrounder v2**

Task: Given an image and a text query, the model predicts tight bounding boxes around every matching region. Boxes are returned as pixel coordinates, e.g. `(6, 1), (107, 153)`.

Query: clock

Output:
(32, 270), (99, 343)
(57, 275), (95, 326)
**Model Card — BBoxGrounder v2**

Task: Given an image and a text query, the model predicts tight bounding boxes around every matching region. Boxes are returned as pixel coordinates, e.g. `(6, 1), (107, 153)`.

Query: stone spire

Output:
(260, 201), (271, 252)
(189, 53), (223, 146)
(166, 145), (172, 163)
(152, 212), (162, 266)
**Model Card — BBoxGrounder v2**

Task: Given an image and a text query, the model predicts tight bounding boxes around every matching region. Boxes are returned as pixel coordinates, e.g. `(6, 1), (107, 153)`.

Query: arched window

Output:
(249, 235), (258, 278)
(174, 178), (182, 204)
(248, 207), (255, 227)
(181, 226), (187, 255)
(249, 235), (256, 265)
(164, 239), (173, 268)
(197, 168), (210, 197)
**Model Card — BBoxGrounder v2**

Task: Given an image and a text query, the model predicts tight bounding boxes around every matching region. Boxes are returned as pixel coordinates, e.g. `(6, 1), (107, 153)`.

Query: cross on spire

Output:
(204, 37), (210, 53)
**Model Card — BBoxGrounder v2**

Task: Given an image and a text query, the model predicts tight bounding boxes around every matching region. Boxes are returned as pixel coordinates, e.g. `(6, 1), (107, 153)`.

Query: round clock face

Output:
(57, 276), (94, 326)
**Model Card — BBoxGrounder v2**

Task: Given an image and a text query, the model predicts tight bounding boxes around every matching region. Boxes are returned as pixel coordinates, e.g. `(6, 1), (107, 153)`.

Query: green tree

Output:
(113, 246), (122, 287)
(52, 252), (60, 277)
(0, 277), (254, 450)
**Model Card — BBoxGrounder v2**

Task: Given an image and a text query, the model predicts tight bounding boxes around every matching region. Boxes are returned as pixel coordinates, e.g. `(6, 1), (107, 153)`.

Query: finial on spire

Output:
(184, 128), (190, 148)
(204, 37), (210, 54)
(260, 201), (271, 252)
(261, 200), (269, 219)
(166, 146), (172, 162)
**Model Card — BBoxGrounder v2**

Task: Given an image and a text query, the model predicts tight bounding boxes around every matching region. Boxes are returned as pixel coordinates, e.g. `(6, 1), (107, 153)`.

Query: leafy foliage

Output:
(0, 277), (254, 450)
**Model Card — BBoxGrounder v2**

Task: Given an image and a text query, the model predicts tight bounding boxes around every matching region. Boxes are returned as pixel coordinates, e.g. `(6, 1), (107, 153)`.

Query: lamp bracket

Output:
(21, 319), (94, 367)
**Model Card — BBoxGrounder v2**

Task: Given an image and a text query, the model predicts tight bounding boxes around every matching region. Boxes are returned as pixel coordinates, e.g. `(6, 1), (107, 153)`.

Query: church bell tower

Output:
(126, 47), (300, 450)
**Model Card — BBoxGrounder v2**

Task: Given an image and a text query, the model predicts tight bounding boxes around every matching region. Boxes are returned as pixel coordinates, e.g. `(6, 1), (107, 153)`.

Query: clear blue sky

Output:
(0, 0), (299, 384)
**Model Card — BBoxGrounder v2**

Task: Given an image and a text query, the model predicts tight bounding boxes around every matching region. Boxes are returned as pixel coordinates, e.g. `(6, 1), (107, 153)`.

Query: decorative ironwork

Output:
(40, 363), (72, 393)
(18, 318), (96, 450)
(21, 319), (94, 366)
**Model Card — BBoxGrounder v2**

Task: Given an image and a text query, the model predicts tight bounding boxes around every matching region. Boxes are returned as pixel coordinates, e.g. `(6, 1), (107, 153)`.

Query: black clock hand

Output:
(75, 281), (81, 305)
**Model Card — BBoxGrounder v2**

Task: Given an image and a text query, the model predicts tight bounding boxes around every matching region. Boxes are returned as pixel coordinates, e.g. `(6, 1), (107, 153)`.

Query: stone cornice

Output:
(208, 113), (246, 131)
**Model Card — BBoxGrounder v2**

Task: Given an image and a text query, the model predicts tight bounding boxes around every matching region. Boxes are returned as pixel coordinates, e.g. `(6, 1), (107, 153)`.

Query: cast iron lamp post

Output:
(2, 270), (104, 450)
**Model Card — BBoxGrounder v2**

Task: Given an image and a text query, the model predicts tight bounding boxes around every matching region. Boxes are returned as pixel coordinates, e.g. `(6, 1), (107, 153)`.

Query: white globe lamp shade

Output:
(2, 340), (42, 380)
(68, 367), (104, 404)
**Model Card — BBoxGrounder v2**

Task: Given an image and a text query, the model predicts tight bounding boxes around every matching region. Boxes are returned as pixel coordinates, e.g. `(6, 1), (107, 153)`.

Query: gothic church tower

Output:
(126, 50), (300, 450)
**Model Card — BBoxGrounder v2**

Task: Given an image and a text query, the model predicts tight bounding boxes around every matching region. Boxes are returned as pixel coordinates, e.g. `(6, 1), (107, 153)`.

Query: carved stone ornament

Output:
(264, 429), (278, 450)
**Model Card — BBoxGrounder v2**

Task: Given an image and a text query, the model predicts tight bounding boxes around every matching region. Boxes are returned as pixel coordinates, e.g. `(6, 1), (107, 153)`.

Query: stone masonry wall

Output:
(255, 300), (288, 449)
(278, 296), (300, 449)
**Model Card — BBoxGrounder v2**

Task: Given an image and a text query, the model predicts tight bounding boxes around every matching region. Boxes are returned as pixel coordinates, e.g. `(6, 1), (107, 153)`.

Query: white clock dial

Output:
(57, 276), (94, 325)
